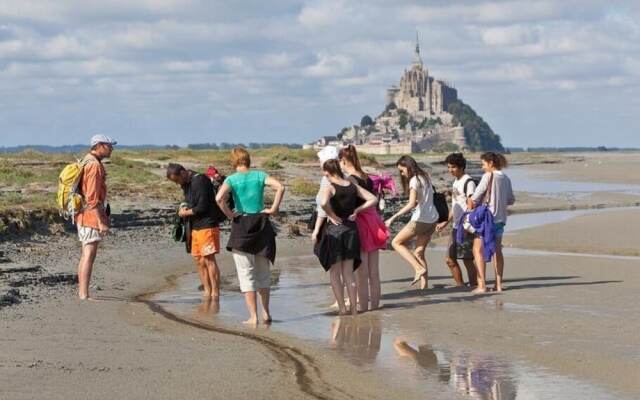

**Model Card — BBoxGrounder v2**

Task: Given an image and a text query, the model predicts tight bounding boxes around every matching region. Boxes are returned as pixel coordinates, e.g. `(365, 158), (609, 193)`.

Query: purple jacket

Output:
(456, 205), (496, 262)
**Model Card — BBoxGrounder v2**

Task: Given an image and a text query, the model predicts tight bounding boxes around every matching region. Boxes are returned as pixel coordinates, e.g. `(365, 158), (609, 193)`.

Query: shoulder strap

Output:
(463, 178), (473, 197)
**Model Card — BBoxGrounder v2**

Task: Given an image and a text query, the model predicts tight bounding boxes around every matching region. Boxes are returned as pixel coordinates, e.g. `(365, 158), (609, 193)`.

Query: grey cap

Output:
(90, 134), (117, 147)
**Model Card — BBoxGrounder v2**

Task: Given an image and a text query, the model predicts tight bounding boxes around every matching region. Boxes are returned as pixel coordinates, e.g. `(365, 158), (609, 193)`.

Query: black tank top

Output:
(351, 174), (373, 208)
(330, 182), (358, 219)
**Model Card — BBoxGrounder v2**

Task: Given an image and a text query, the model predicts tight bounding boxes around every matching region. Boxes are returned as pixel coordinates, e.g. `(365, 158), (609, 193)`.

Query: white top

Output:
(409, 175), (439, 224)
(451, 174), (476, 228)
(471, 170), (515, 224)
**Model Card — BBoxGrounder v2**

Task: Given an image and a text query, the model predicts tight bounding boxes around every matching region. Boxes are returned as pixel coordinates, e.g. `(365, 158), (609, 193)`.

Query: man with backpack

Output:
(167, 163), (226, 299)
(436, 153), (478, 287)
(75, 134), (117, 300)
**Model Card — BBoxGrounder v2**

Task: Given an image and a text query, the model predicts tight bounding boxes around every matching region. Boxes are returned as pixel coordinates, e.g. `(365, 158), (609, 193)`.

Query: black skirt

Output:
(314, 220), (361, 271)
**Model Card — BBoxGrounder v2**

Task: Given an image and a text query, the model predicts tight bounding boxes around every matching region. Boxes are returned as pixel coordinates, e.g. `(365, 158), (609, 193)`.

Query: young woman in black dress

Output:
(314, 159), (377, 316)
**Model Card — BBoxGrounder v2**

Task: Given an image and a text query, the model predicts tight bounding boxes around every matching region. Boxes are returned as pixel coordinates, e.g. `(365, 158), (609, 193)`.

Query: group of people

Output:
(73, 135), (514, 324)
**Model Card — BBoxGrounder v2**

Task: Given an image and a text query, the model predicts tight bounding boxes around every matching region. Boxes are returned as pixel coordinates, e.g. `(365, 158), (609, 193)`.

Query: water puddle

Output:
(151, 258), (628, 400)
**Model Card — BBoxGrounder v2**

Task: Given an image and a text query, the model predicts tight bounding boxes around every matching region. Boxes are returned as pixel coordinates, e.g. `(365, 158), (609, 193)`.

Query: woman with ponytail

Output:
(339, 145), (389, 311)
(467, 152), (515, 293)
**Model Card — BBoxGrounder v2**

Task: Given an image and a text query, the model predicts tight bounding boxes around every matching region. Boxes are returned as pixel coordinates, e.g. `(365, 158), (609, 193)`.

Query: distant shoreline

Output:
(1, 144), (638, 154)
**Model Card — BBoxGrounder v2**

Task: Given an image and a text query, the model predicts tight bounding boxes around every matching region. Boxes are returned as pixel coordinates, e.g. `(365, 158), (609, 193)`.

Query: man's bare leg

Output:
(77, 242), (98, 300)
(445, 257), (465, 286)
(462, 259), (477, 287)
(356, 251), (370, 312)
(258, 288), (271, 323)
(243, 291), (258, 325)
(204, 255), (220, 298)
(493, 237), (504, 292)
(472, 237), (487, 293)
(369, 250), (381, 310)
(195, 256), (212, 297)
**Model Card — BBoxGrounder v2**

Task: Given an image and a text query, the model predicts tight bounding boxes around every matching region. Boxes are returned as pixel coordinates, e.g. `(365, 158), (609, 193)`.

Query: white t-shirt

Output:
(409, 176), (439, 224)
(451, 174), (476, 228)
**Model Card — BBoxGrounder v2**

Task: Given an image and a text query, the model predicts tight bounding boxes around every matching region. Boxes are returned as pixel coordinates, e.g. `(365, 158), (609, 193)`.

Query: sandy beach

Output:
(2, 152), (640, 400)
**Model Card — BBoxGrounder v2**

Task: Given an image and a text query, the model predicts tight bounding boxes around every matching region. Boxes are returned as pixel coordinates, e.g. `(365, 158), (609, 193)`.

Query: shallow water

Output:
(507, 167), (640, 196)
(506, 206), (639, 232)
(152, 259), (628, 400)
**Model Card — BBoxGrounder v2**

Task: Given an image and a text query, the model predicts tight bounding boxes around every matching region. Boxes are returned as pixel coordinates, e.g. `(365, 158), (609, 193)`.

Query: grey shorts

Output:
(232, 250), (272, 292)
(406, 221), (437, 237)
(77, 225), (102, 245)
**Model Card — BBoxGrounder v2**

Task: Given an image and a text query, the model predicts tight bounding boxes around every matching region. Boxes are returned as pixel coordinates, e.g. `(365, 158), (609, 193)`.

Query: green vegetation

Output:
(360, 115), (373, 127)
(398, 109), (409, 129)
(433, 142), (460, 153)
(290, 178), (318, 197)
(0, 146), (324, 215)
(419, 117), (442, 129)
(448, 100), (504, 152)
(262, 158), (283, 170)
(358, 152), (380, 167)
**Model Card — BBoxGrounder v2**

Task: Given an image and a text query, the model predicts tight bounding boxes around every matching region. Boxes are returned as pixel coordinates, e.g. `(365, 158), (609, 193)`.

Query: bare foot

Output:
(338, 309), (350, 316)
(420, 275), (428, 290)
(79, 293), (102, 301)
(471, 287), (487, 294)
(492, 286), (505, 293)
(242, 317), (258, 325)
(203, 292), (212, 298)
(410, 268), (426, 286)
(262, 313), (272, 324)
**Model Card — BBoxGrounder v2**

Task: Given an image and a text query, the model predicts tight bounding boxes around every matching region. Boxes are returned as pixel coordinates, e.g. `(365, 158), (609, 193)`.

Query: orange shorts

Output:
(191, 227), (220, 257)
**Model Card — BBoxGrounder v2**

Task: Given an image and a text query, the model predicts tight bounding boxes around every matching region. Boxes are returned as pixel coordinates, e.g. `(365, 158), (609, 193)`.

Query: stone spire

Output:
(412, 31), (423, 69)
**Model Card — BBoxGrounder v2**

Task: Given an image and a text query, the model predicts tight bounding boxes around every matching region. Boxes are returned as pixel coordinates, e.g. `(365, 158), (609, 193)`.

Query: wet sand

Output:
(504, 208), (640, 257)
(532, 152), (640, 185)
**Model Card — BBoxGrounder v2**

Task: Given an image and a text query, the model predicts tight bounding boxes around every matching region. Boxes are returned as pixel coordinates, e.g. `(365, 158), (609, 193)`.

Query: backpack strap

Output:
(483, 173), (494, 205)
(463, 178), (473, 198)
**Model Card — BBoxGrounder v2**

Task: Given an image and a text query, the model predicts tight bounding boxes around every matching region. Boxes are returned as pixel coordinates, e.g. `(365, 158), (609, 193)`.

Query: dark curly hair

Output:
(444, 152), (466, 170)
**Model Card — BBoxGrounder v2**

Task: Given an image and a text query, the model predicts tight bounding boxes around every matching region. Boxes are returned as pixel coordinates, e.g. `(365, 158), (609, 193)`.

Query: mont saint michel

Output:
(310, 35), (504, 154)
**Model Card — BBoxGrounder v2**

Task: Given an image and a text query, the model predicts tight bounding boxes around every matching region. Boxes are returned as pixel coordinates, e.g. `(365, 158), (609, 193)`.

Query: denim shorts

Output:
(494, 222), (506, 237)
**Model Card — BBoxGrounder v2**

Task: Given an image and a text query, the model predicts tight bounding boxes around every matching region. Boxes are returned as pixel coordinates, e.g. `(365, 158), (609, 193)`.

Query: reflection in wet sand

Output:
(330, 316), (382, 365)
(195, 297), (220, 319)
(394, 338), (518, 400)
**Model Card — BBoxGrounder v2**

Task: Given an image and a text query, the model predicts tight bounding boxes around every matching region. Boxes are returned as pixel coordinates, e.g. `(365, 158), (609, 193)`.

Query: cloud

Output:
(0, 0), (639, 147)
(303, 52), (353, 77)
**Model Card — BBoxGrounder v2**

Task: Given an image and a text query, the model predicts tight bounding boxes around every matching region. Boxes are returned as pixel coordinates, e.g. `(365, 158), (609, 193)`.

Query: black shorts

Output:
(448, 228), (474, 260)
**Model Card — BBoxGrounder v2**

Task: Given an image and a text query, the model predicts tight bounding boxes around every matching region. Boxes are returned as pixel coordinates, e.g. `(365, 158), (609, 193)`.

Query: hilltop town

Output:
(309, 35), (503, 154)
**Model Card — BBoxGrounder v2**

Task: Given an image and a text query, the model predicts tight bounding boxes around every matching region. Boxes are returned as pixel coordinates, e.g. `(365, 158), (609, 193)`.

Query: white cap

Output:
(317, 146), (339, 164)
(90, 134), (117, 147)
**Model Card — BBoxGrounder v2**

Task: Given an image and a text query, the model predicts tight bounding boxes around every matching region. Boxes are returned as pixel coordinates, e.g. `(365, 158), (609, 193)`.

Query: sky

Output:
(0, 0), (639, 148)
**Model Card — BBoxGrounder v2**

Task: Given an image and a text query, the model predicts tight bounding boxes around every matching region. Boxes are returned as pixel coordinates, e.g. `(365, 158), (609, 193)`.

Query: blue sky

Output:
(0, 0), (639, 147)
